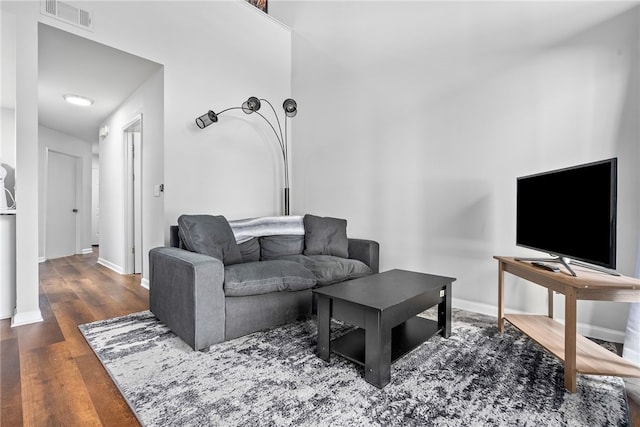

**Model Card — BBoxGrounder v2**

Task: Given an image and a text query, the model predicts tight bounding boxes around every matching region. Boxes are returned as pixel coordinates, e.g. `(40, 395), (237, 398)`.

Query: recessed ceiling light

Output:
(63, 94), (93, 107)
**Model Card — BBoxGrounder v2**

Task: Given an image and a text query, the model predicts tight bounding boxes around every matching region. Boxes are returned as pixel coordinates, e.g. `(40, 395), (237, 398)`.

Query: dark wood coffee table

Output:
(313, 269), (456, 388)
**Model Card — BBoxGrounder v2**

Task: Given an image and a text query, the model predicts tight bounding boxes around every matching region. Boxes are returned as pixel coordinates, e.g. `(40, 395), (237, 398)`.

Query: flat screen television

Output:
(516, 158), (617, 275)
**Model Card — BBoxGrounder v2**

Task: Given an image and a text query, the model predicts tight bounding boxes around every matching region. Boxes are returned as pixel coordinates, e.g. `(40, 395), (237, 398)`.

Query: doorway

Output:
(45, 150), (80, 259)
(124, 115), (142, 275)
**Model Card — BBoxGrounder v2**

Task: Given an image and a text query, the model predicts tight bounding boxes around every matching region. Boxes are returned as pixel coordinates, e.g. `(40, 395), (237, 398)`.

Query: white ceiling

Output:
(38, 24), (162, 143)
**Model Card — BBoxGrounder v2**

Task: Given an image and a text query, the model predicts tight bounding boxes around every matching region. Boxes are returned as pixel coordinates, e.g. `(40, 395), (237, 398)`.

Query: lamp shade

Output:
(242, 97), (261, 114)
(283, 98), (297, 118)
(196, 110), (218, 129)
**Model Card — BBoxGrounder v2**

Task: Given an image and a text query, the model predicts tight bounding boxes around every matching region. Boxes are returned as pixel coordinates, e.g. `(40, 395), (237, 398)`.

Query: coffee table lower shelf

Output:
(332, 316), (441, 367)
(504, 313), (640, 378)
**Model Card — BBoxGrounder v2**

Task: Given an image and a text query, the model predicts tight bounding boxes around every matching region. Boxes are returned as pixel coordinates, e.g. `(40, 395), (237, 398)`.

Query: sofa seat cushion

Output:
(278, 255), (372, 286)
(224, 260), (317, 297)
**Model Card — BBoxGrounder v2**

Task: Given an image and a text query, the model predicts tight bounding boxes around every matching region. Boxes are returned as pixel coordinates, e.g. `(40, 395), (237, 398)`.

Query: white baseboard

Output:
(11, 309), (43, 327)
(81, 247), (94, 255)
(578, 323), (626, 344)
(38, 256), (46, 263)
(97, 257), (124, 274)
(452, 298), (497, 318)
(452, 297), (626, 344)
(141, 278), (149, 290)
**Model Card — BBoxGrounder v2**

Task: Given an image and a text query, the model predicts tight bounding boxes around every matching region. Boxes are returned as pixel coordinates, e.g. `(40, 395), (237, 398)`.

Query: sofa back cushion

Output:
(177, 215), (243, 265)
(238, 238), (260, 263)
(259, 235), (305, 260)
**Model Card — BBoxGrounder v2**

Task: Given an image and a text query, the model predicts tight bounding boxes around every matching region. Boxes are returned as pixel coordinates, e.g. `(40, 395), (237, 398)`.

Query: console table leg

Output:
(564, 288), (577, 392)
(364, 310), (391, 388)
(316, 295), (331, 362)
(498, 262), (505, 333)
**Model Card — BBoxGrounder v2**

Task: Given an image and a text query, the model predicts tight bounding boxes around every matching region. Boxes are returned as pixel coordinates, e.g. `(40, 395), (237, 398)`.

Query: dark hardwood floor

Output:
(1, 249), (144, 426)
(1, 249), (638, 426)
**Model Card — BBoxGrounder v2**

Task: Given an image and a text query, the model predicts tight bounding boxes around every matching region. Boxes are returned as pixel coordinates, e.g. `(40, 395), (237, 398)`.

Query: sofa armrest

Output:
(348, 238), (380, 274)
(149, 247), (225, 350)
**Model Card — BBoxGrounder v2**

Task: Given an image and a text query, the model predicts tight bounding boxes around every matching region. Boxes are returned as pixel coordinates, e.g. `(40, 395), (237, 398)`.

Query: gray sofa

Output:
(149, 214), (379, 350)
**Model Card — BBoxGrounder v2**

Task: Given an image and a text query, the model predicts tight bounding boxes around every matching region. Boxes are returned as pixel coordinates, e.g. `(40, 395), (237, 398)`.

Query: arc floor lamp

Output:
(196, 97), (297, 215)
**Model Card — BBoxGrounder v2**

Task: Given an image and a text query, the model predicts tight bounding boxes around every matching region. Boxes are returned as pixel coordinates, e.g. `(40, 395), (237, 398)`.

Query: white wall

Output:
(38, 125), (93, 260)
(1, 18), (17, 327)
(98, 68), (163, 281)
(1, 10), (16, 175)
(1, 108), (16, 202)
(2, 0), (292, 320)
(81, 0), (291, 281)
(272, 1), (640, 341)
(1, 108), (15, 162)
(9, 3), (42, 325)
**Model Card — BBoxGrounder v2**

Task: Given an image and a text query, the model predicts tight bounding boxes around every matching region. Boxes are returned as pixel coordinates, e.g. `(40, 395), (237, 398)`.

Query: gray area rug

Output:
(79, 309), (630, 426)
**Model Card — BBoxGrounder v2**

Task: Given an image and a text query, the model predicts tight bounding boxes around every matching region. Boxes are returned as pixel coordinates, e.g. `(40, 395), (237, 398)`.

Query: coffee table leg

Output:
(438, 282), (452, 338)
(316, 295), (331, 361)
(364, 310), (391, 388)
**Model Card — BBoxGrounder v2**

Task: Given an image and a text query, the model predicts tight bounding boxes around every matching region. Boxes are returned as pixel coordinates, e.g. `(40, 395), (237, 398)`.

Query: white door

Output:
(46, 151), (77, 259)
(124, 116), (142, 275)
(133, 131), (142, 273)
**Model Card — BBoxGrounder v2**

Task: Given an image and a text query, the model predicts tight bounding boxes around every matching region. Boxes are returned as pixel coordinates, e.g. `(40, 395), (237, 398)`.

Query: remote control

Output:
(531, 261), (560, 272)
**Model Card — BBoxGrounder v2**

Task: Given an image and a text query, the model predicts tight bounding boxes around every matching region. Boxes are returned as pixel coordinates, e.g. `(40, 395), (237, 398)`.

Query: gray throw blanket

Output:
(229, 216), (305, 244)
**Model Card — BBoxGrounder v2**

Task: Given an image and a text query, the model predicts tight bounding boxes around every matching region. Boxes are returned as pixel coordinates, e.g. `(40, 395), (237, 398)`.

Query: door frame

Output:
(123, 114), (143, 275)
(43, 148), (82, 260)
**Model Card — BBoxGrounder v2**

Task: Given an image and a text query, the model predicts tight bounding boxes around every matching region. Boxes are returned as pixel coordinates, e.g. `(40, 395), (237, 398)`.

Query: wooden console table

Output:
(495, 256), (640, 392)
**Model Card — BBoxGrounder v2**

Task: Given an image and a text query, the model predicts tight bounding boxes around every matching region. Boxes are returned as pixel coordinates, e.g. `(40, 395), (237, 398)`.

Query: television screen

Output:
(516, 158), (617, 269)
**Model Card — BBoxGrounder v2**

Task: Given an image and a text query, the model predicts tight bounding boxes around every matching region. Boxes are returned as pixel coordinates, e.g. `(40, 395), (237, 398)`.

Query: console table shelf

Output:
(504, 313), (640, 377)
(495, 256), (640, 392)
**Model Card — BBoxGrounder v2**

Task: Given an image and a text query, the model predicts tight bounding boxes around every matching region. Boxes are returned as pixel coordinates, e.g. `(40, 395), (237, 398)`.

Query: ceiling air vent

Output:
(41, 0), (94, 31)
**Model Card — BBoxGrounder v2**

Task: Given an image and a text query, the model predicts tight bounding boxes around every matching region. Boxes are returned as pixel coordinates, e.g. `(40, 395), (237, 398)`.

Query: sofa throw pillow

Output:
(177, 214), (243, 265)
(303, 214), (349, 258)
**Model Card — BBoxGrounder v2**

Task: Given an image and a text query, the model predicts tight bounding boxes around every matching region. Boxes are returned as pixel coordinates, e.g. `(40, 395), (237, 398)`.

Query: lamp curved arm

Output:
(217, 106), (244, 116)
(195, 99), (293, 190)
(258, 99), (289, 188)
(205, 104), (284, 154)
(253, 110), (285, 155)
(259, 99), (285, 149)
(253, 110), (288, 188)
